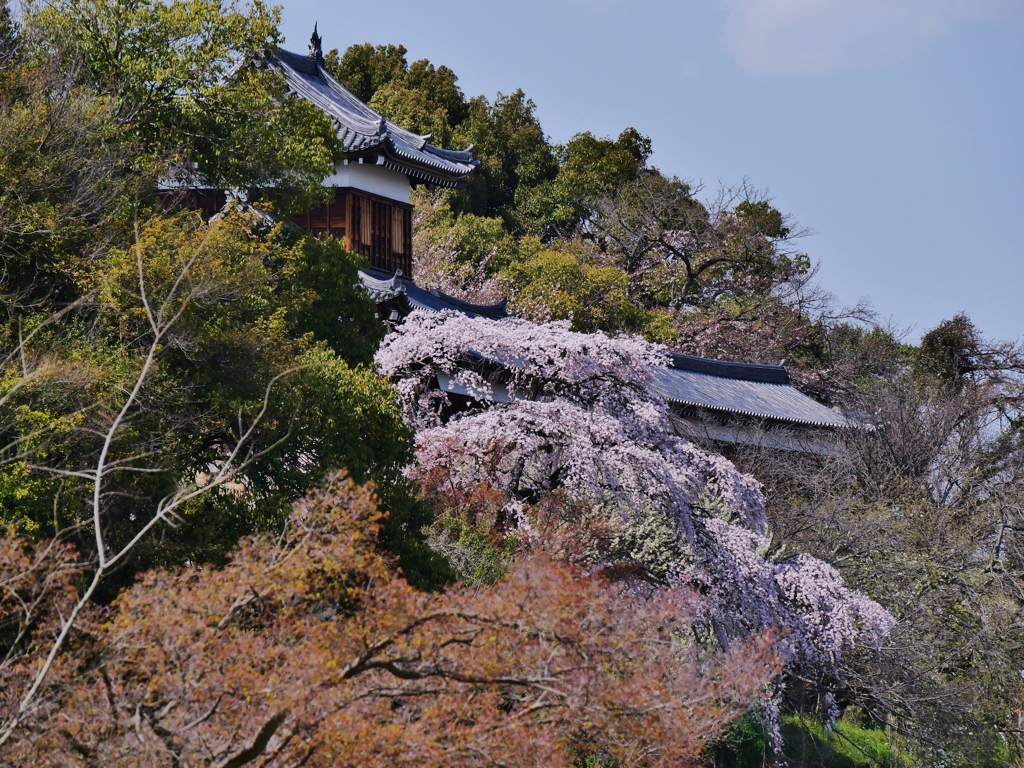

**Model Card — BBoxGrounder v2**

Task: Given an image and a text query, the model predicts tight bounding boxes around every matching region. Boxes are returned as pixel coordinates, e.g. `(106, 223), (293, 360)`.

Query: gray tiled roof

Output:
(360, 269), (839, 427)
(359, 269), (508, 320)
(649, 359), (848, 428)
(262, 48), (478, 188)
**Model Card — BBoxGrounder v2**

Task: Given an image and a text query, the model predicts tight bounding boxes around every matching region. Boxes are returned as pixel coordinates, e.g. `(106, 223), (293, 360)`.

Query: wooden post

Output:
(344, 191), (354, 253)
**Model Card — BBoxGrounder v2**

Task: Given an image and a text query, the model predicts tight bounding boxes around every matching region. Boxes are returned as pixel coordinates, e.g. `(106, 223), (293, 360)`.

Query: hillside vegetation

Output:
(0, 2), (1021, 766)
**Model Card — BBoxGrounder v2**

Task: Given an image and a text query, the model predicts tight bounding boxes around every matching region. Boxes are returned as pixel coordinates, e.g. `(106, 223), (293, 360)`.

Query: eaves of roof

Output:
(649, 365), (848, 428)
(263, 48), (478, 188)
(358, 269), (508, 320)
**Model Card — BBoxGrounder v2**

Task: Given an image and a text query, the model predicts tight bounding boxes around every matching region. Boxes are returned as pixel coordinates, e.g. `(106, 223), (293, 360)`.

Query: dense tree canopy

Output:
(27, 0), (339, 211)
(0, 473), (779, 766)
(2, 6), (1023, 765)
(0, 0), (441, 613)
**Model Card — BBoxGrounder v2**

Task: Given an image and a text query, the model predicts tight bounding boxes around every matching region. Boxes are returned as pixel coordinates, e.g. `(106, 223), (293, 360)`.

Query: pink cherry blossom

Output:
(377, 310), (894, 691)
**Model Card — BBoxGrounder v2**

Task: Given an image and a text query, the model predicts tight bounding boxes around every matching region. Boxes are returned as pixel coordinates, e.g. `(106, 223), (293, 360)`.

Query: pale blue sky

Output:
(278, 0), (1024, 342)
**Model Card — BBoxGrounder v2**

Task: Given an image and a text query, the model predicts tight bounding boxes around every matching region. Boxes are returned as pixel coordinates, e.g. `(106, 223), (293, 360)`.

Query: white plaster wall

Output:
(323, 161), (411, 204)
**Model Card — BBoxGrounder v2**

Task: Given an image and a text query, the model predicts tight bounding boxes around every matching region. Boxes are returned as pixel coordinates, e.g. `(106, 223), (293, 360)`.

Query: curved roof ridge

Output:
(358, 268), (509, 320)
(271, 48), (382, 131)
(265, 47), (477, 188)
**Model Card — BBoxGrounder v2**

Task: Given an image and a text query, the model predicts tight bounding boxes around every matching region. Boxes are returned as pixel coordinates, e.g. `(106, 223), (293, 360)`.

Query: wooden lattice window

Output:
(360, 198), (372, 249)
(293, 189), (346, 239)
(392, 207), (405, 255)
(294, 188), (412, 276)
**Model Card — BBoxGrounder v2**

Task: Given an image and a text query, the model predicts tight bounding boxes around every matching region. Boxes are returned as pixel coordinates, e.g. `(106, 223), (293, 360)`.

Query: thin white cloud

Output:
(721, 0), (1019, 75)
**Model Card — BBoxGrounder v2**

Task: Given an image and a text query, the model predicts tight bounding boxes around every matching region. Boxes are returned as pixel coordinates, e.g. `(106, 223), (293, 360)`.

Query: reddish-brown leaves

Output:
(2, 473), (777, 767)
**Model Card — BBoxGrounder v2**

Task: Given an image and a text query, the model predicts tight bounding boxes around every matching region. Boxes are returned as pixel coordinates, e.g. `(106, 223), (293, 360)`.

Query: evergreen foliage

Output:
(0, 9), (1022, 765)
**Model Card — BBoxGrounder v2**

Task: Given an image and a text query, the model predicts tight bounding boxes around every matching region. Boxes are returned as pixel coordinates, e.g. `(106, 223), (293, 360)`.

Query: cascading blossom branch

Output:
(376, 310), (894, 683)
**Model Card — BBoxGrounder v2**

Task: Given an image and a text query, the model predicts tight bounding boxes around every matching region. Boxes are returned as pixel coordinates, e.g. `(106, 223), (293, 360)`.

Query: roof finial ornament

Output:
(309, 22), (323, 63)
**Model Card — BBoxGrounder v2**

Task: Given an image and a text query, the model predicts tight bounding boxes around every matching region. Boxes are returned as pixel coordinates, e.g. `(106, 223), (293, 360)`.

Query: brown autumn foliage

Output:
(0, 472), (778, 767)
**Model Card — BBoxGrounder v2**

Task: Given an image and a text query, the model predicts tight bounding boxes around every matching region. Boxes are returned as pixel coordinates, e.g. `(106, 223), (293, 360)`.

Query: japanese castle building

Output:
(268, 27), (477, 276)
(171, 25), (477, 277)
(181, 25), (849, 451)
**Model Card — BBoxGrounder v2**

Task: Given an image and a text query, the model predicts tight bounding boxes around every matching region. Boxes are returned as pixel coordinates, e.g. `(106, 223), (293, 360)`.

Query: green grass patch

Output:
(781, 713), (905, 768)
(709, 711), (909, 768)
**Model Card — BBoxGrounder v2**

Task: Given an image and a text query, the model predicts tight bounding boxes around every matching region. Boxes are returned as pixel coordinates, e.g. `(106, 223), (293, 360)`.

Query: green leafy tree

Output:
(411, 188), (514, 295)
(503, 239), (676, 341)
(325, 42), (468, 149)
(0, 33), (134, 303)
(367, 60), (468, 148)
(404, 58), (468, 126)
(368, 81), (456, 148)
(323, 41), (409, 103)
(514, 127), (652, 238)
(0, 6), (439, 592)
(453, 89), (558, 222)
(26, 0), (339, 213)
(592, 175), (808, 308)
(1, 208), (440, 594)
(915, 312), (981, 386)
